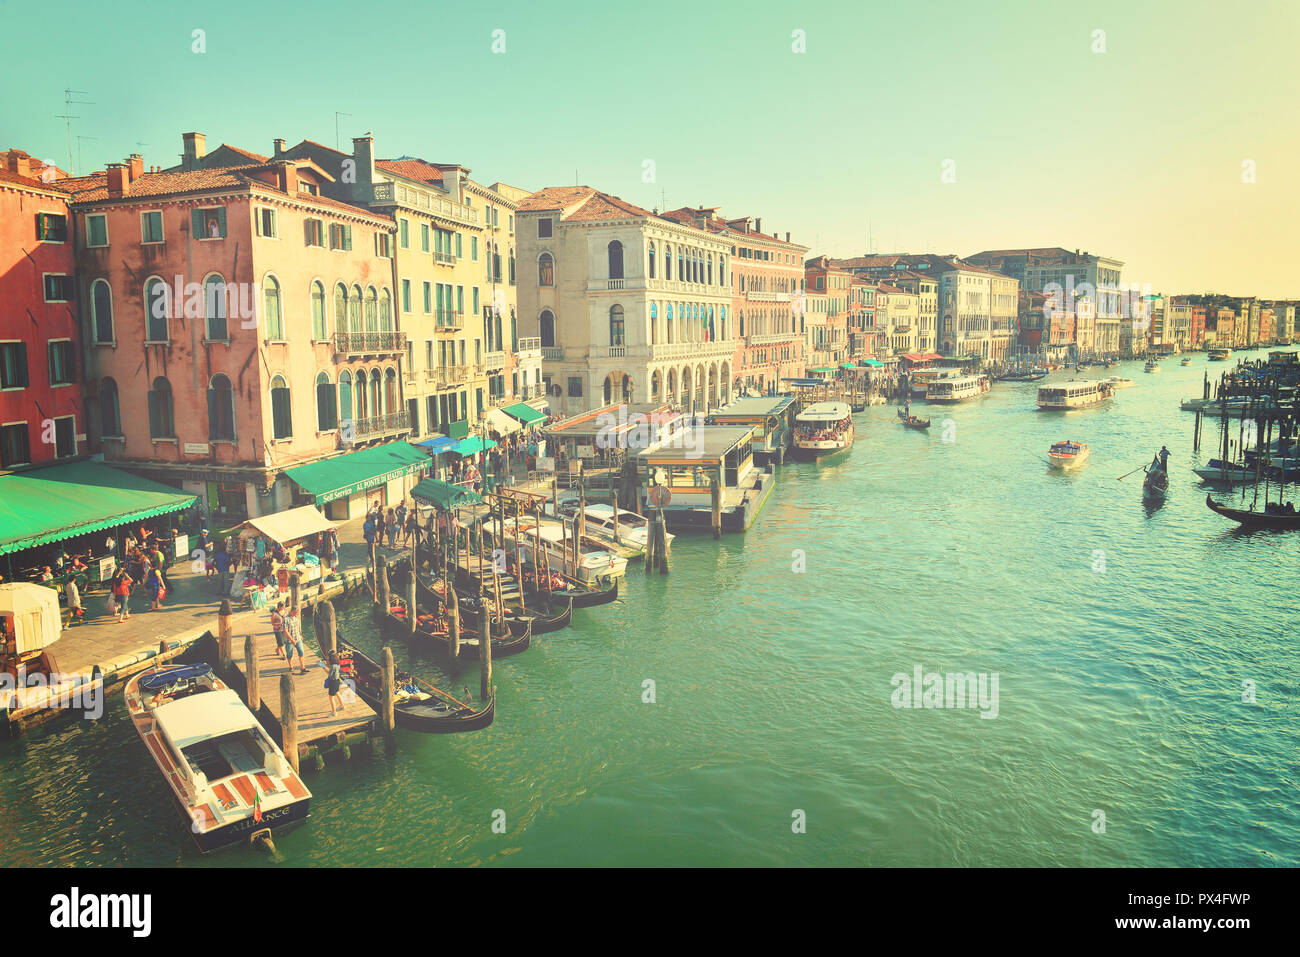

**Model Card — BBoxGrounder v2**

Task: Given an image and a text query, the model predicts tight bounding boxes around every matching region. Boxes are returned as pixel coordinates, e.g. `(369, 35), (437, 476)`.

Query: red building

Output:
(0, 150), (82, 468)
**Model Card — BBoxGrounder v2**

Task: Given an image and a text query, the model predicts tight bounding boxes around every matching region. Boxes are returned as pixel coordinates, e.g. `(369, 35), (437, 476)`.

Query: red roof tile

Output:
(375, 158), (445, 186)
(0, 167), (70, 195)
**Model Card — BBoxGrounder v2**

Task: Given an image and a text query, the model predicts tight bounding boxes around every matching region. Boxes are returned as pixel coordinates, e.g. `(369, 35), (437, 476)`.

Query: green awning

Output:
(840, 363), (857, 371)
(410, 478), (483, 510)
(860, 359), (885, 367)
(447, 419), (470, 440)
(502, 402), (546, 426)
(0, 462), (197, 557)
(456, 437), (498, 457)
(810, 366), (837, 374)
(284, 442), (429, 505)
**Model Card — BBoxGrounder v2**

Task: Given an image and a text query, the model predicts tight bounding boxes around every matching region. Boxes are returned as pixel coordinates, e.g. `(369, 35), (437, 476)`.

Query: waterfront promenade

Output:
(13, 516), (411, 721)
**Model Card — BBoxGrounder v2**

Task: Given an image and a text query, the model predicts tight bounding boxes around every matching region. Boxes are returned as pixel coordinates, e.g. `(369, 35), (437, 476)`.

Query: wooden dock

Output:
(227, 619), (377, 771)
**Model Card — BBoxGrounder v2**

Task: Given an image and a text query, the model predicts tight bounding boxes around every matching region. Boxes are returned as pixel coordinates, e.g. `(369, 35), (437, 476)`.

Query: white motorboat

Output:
(550, 501), (674, 556)
(125, 664), (311, 853)
(1144, 359), (1161, 374)
(1104, 376), (1134, 389)
(1047, 441), (1090, 470)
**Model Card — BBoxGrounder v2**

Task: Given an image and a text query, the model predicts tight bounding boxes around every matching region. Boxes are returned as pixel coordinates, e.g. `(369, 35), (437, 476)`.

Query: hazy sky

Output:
(3, 0), (1297, 296)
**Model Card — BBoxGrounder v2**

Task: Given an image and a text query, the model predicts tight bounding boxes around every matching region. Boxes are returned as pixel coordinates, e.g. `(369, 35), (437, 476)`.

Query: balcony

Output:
(436, 365), (469, 389)
(372, 181), (479, 228)
(435, 310), (464, 330)
(434, 251), (457, 265)
(516, 336), (541, 356)
(333, 330), (407, 356)
(483, 350), (506, 369)
(541, 346), (564, 361)
(353, 409), (410, 439)
(747, 291), (792, 303)
(650, 340), (735, 361)
(746, 332), (799, 345)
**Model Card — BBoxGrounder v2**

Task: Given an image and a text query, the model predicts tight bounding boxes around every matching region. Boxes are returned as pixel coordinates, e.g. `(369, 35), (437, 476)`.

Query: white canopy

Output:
(0, 583), (61, 654)
(486, 407), (522, 436)
(242, 505), (336, 546)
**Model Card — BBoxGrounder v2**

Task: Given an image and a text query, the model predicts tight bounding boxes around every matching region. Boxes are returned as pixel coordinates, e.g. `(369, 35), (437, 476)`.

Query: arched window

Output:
(707, 254), (713, 286)
(338, 370), (353, 426)
(262, 276), (283, 339)
(607, 241), (624, 280)
(650, 302), (659, 345)
(208, 374), (235, 441)
(539, 309), (555, 347)
(148, 377), (174, 438)
(707, 306), (715, 342)
(145, 278), (169, 342)
(664, 244), (672, 280)
(334, 283), (348, 335)
(538, 252), (554, 286)
(91, 279), (114, 343)
(365, 287), (378, 333)
(203, 274), (228, 341)
(316, 372), (338, 431)
(666, 304), (674, 343)
(100, 377), (121, 437)
(370, 369), (382, 416)
(311, 281), (327, 340)
(719, 256), (726, 286)
(720, 305), (727, 340)
(678, 248), (685, 282)
(508, 249), (516, 284)
(354, 369), (368, 419)
(270, 374), (292, 439)
(648, 243), (656, 279)
(609, 304), (625, 346)
(349, 284), (363, 336)
(379, 289), (392, 331)
(384, 368), (398, 415)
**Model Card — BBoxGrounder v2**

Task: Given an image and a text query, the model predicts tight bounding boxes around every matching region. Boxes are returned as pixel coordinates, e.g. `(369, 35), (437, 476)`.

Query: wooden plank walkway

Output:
(228, 621), (375, 753)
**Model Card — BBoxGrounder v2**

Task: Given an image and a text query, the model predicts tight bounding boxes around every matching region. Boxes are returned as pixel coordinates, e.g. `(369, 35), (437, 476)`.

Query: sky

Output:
(2, 0), (1297, 297)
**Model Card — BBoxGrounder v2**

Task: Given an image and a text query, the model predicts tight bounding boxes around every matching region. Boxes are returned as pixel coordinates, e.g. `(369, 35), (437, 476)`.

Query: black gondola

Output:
(338, 639), (495, 733)
(1205, 493), (1300, 530)
(522, 572), (618, 608)
(1142, 466), (1169, 500)
(416, 573), (573, 635)
(376, 598), (532, 660)
(897, 413), (931, 430)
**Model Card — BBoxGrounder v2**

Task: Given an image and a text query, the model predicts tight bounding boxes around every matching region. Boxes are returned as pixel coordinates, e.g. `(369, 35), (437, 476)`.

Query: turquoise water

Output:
(3, 349), (1297, 867)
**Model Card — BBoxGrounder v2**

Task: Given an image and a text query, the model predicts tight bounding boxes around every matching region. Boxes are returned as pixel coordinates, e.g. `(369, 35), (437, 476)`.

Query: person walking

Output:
(325, 651), (344, 716)
(283, 608), (307, 675)
(363, 513), (377, 566)
(65, 576), (83, 627)
(112, 569), (134, 622)
(145, 564), (165, 611)
(405, 507), (419, 548)
(395, 502), (407, 544)
(270, 602), (288, 661)
(386, 507), (398, 548)
(151, 541), (170, 589)
(213, 546), (233, 597)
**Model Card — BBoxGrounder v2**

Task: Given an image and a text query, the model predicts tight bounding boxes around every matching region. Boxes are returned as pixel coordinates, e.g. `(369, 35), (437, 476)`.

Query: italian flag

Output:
(253, 790), (263, 823)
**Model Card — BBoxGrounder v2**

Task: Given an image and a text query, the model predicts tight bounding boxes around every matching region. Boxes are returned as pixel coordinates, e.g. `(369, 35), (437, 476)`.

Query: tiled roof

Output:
(221, 144), (270, 164)
(376, 158), (445, 186)
(0, 167), (70, 195)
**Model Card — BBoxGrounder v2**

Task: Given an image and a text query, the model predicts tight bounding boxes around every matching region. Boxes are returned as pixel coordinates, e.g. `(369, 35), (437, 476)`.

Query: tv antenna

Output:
(334, 111), (352, 150)
(55, 89), (93, 174)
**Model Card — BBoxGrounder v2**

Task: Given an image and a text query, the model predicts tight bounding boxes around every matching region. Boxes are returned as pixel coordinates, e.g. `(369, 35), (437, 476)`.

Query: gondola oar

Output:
(1116, 464), (1147, 481)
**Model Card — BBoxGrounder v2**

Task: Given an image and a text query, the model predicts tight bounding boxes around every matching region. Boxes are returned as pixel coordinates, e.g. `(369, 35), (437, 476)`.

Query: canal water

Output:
(3, 349), (1297, 867)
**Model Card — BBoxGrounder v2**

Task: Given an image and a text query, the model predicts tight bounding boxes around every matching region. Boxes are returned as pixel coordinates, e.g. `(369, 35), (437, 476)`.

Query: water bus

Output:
(925, 375), (990, 403)
(1036, 380), (1115, 411)
(792, 402), (854, 458)
(1207, 347), (1232, 361)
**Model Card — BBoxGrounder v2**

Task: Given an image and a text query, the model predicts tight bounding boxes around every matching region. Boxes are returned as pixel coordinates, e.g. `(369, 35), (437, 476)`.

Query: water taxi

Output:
(551, 501), (674, 556)
(1207, 348), (1231, 361)
(909, 367), (956, 398)
(508, 520), (628, 584)
(1104, 376), (1134, 389)
(1036, 380), (1114, 410)
(125, 664), (311, 853)
(1144, 359), (1161, 374)
(925, 375), (990, 403)
(1047, 441), (1090, 469)
(792, 402), (854, 458)
(1180, 357), (1192, 366)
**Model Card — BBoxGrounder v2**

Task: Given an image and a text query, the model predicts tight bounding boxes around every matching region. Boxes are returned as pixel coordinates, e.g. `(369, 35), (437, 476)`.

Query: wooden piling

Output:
(478, 600), (493, 702)
(289, 572), (300, 616)
(612, 488), (620, 544)
(710, 474), (722, 540)
(218, 599), (233, 669)
(656, 512), (670, 575)
(407, 567), (417, 636)
(280, 674), (298, 773)
(380, 646), (396, 755)
(318, 599), (337, 661)
(449, 586), (461, 659)
(377, 562), (390, 612)
(244, 635), (260, 713)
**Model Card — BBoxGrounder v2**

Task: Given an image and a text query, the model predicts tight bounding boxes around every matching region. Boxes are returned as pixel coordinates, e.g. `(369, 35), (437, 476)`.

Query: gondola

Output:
(522, 571), (618, 608)
(896, 413), (931, 430)
(1205, 493), (1300, 530)
(416, 572), (573, 635)
(338, 639), (494, 733)
(1142, 466), (1169, 500)
(376, 598), (532, 660)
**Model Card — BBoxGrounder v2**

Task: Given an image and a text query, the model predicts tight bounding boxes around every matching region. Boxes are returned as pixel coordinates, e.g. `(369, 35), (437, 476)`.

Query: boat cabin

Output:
(637, 426), (775, 532)
(709, 396), (798, 464)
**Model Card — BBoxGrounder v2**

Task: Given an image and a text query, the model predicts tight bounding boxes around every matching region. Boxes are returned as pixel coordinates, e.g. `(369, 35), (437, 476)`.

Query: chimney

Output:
(182, 132), (206, 171)
(274, 160), (298, 195)
(127, 153), (144, 180)
(441, 164), (465, 203)
(5, 150), (32, 179)
(785, 232), (791, 243)
(351, 134), (376, 203)
(273, 138), (286, 157)
(106, 163), (128, 197)
(754, 217), (762, 234)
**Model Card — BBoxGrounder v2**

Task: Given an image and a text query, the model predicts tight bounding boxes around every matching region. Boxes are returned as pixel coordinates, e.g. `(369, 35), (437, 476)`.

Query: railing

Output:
(435, 310), (464, 329)
(434, 251), (456, 265)
(651, 340), (735, 360)
(747, 332), (798, 345)
(603, 345), (627, 358)
(333, 330), (407, 354)
(516, 336), (541, 354)
(372, 181), (479, 226)
(541, 346), (564, 360)
(483, 350), (506, 369)
(606, 279), (625, 290)
(747, 291), (791, 302)
(436, 365), (469, 389)
(353, 409), (410, 438)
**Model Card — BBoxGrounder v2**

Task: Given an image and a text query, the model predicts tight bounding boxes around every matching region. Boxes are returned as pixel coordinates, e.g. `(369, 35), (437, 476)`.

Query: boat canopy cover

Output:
(284, 443), (429, 505)
(797, 402), (852, 422)
(0, 461), (197, 557)
(139, 664), (213, 693)
(241, 505), (335, 545)
(502, 402), (547, 426)
(410, 478), (483, 510)
(154, 688), (260, 751)
(0, 583), (61, 654)
(781, 377), (829, 388)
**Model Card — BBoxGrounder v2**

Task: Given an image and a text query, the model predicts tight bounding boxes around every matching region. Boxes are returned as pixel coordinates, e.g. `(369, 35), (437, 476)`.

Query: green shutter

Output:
(191, 210), (203, 236)
(216, 207), (226, 237)
(456, 233), (462, 257)
(344, 226), (352, 251)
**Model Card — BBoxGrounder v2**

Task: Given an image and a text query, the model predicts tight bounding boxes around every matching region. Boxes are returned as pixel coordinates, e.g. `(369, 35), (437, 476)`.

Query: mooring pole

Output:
(218, 598), (232, 670)
(280, 674), (298, 773)
(380, 646), (395, 755)
(244, 635), (259, 713)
